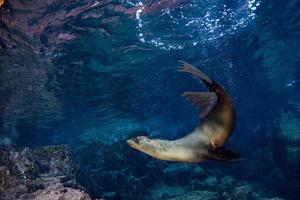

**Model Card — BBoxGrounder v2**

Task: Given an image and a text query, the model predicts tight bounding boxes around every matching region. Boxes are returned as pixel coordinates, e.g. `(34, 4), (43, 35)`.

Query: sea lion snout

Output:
(127, 136), (151, 150)
(126, 138), (137, 148)
(126, 136), (143, 147)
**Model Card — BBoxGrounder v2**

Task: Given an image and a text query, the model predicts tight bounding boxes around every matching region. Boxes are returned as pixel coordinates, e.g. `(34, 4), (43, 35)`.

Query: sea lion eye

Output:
(145, 139), (151, 143)
(132, 137), (139, 143)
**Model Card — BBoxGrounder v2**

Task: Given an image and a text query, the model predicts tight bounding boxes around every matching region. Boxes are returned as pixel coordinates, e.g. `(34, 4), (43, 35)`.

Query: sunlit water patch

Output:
(124, 0), (261, 50)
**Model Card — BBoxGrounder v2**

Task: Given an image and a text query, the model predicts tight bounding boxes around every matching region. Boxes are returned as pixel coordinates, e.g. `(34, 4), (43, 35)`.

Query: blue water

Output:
(0, 0), (300, 199)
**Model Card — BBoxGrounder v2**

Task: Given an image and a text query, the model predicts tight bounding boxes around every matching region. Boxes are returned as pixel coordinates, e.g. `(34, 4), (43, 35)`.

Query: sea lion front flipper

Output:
(208, 147), (241, 162)
(182, 92), (218, 118)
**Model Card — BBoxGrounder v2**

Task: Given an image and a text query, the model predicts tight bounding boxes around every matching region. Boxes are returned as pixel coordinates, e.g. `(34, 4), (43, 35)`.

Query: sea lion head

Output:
(126, 136), (160, 157)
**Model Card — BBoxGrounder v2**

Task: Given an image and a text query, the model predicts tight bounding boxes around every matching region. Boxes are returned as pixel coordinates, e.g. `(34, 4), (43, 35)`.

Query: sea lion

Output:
(127, 61), (240, 163)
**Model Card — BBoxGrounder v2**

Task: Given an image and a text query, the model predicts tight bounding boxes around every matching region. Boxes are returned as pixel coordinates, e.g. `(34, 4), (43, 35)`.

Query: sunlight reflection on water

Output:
(125, 0), (262, 50)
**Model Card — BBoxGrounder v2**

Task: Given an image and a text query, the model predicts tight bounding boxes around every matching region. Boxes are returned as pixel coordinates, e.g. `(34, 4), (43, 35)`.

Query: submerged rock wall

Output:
(262, 102), (300, 198)
(0, 145), (92, 200)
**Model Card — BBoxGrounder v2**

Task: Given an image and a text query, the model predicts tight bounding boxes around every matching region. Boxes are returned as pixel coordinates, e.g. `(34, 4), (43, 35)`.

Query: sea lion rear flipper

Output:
(182, 92), (218, 118)
(208, 147), (241, 162)
(178, 61), (213, 87)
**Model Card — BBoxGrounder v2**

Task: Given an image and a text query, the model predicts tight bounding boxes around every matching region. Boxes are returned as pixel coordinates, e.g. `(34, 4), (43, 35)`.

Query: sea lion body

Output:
(127, 61), (239, 163)
(201, 84), (235, 148)
(146, 134), (208, 163)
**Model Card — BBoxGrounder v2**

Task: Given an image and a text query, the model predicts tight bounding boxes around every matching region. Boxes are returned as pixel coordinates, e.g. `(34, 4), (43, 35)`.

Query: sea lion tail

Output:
(178, 60), (215, 89)
(208, 147), (241, 162)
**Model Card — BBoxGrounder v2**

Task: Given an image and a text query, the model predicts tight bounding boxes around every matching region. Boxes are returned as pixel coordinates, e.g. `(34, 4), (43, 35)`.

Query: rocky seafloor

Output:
(1, 97), (299, 200)
(1, 102), (299, 200)
(0, 145), (93, 200)
(0, 143), (284, 200)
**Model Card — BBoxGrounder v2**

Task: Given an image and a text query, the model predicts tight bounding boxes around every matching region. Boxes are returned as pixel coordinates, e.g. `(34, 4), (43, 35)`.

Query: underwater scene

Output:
(0, 0), (300, 199)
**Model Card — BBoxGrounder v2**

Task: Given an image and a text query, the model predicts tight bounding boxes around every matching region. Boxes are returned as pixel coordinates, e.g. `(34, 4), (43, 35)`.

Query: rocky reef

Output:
(75, 134), (283, 200)
(0, 132), (291, 200)
(262, 102), (300, 198)
(0, 145), (92, 200)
